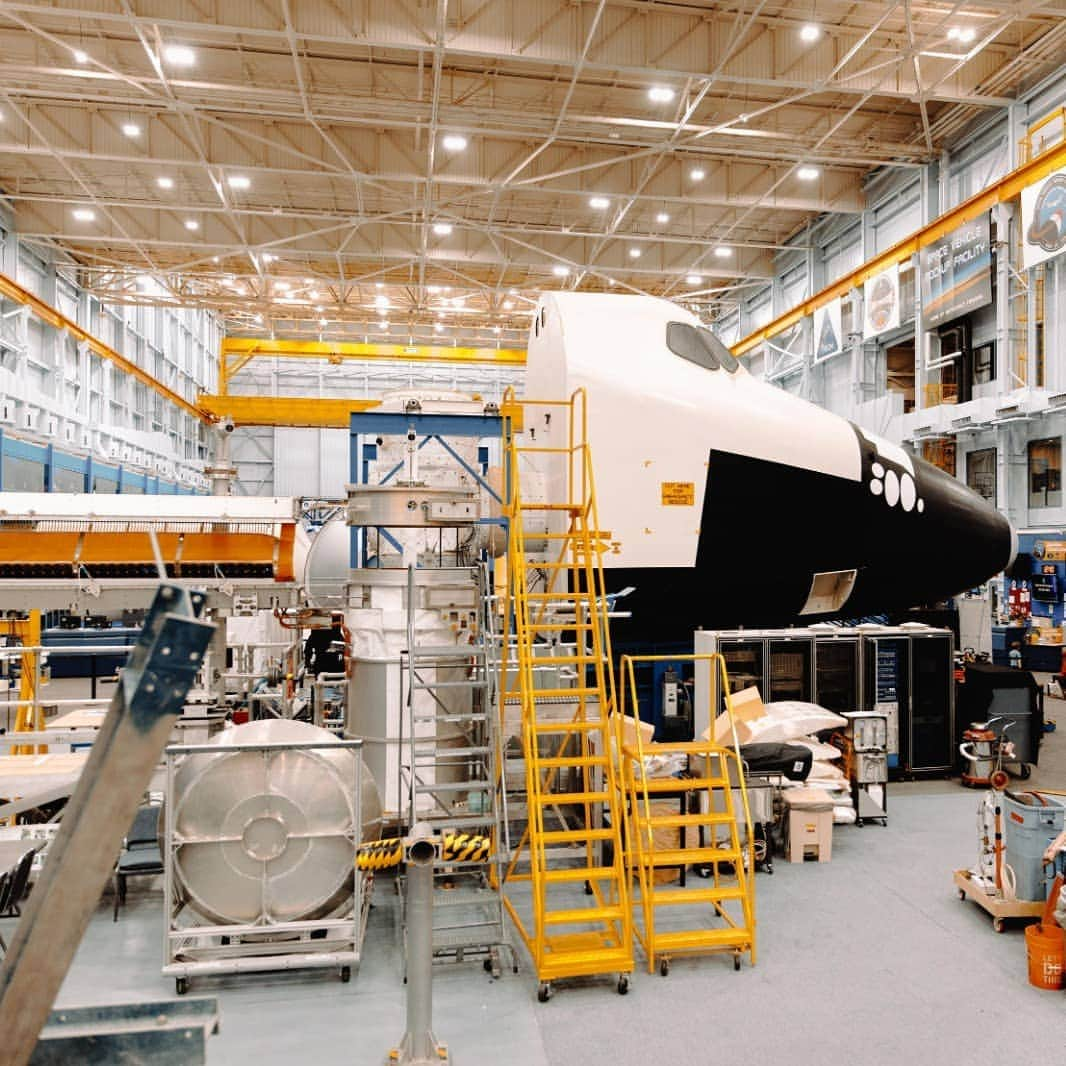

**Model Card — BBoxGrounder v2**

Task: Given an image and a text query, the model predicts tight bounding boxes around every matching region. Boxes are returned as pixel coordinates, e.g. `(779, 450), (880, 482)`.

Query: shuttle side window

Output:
(666, 322), (739, 374)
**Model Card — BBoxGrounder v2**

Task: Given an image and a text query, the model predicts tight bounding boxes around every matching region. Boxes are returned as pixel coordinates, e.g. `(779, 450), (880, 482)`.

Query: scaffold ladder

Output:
(498, 389), (633, 1001)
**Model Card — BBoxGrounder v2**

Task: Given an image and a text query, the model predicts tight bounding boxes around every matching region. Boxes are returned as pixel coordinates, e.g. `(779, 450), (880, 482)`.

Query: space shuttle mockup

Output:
(523, 292), (1014, 639)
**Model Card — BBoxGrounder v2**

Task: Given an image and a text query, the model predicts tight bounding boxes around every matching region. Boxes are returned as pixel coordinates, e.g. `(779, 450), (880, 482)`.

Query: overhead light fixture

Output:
(589, 196), (610, 209)
(797, 165), (820, 181)
(493, 326), (502, 335)
(552, 265), (570, 277)
(714, 246), (733, 258)
(686, 274), (703, 286)
(503, 299), (515, 310)
(656, 212), (670, 224)
(428, 285), (442, 294)
(275, 281), (291, 291)
(319, 318), (328, 327)
(308, 289), (320, 300)
(690, 168), (706, 181)
(607, 278), (616, 286)
(800, 24), (821, 43)
(157, 176), (174, 189)
(211, 256), (219, 263)
(948, 26), (976, 44)
(450, 296), (464, 307)
(628, 248), (642, 259)
(378, 319), (389, 329)
(73, 49), (89, 64)
(434, 322), (444, 334)
(227, 174), (251, 190)
(72, 208), (96, 221)
(648, 86), (676, 103)
(184, 219), (199, 231)
(432, 222), (453, 236)
(262, 253), (276, 263)
(163, 45), (196, 67)
(441, 134), (468, 152)
(122, 122), (141, 137)
(374, 281), (384, 289)
(374, 294), (389, 309)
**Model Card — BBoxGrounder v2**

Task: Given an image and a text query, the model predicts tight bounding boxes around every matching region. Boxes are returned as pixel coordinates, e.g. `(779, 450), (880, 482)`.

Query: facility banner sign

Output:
(1021, 168), (1066, 270)
(661, 482), (695, 506)
(863, 265), (900, 339)
(813, 297), (843, 359)
(919, 213), (992, 330)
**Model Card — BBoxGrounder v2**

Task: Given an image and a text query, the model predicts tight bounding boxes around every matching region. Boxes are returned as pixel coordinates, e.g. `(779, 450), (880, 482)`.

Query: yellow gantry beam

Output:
(732, 139), (1066, 358)
(0, 272), (210, 423)
(196, 394), (380, 428)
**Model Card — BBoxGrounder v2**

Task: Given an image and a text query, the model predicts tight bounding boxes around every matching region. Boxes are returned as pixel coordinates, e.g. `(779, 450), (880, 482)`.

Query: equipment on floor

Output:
(959, 720), (1013, 788)
(1003, 791), (1066, 902)
(387, 824), (452, 1066)
(955, 662), (1042, 777)
(784, 788), (834, 863)
(0, 584), (215, 1066)
(839, 711), (888, 825)
(163, 719), (381, 994)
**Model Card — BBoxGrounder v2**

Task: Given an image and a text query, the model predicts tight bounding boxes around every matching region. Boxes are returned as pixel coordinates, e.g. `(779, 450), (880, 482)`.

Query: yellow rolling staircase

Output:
(620, 654), (756, 976)
(498, 389), (634, 1001)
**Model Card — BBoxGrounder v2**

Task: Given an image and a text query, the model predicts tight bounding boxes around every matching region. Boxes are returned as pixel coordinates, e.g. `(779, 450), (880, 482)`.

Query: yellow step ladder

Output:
(498, 389), (634, 1001)
(619, 654), (756, 976)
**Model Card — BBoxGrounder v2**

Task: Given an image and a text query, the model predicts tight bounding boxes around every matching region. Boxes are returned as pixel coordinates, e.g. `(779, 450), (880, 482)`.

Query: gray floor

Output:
(47, 717), (1065, 1066)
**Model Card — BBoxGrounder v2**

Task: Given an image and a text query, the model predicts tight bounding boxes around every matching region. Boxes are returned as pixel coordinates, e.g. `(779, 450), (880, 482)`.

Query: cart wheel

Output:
(696, 865), (711, 879)
(175, 977), (188, 996)
(617, 973), (630, 995)
(659, 958), (670, 977)
(584, 880), (593, 896)
(341, 966), (351, 983)
(1018, 764), (1032, 780)
(537, 982), (552, 1003)
(483, 958), (494, 973)
(733, 954), (742, 972)
(957, 888), (966, 901)
(766, 861), (774, 876)
(993, 917), (1006, 934)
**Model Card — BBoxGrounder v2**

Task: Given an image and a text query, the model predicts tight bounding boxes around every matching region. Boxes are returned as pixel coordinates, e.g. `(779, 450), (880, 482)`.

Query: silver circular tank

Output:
(171, 719), (382, 926)
(302, 514), (349, 608)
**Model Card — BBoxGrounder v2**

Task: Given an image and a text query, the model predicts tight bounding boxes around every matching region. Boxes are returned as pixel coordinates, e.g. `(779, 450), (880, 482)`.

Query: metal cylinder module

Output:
(169, 719), (382, 926)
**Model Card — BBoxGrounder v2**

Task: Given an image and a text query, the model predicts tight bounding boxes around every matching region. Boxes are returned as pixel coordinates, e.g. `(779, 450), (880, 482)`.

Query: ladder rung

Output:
(539, 828), (615, 844)
(411, 680), (488, 690)
(543, 866), (616, 883)
(414, 782), (489, 794)
(406, 646), (480, 659)
(412, 714), (488, 724)
(532, 720), (602, 734)
(413, 746), (491, 758)
(537, 755), (608, 770)
(640, 777), (730, 792)
(533, 791), (610, 805)
(544, 905), (624, 926)
(535, 655), (599, 666)
(528, 623), (594, 632)
(628, 742), (731, 756)
(646, 886), (747, 906)
(638, 846), (741, 866)
(519, 504), (582, 513)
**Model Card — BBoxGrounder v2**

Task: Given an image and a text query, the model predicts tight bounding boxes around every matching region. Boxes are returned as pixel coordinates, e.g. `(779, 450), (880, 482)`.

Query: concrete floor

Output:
(47, 714), (1065, 1066)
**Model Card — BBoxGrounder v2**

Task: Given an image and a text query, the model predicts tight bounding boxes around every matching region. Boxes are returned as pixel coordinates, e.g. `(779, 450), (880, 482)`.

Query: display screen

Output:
(1031, 574), (1060, 602)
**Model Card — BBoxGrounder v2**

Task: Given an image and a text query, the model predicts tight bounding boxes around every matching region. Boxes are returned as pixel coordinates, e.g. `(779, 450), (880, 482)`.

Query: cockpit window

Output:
(666, 321), (739, 374)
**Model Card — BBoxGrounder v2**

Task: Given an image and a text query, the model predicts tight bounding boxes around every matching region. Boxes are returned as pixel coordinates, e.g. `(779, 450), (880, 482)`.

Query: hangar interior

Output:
(0, 4), (1065, 1065)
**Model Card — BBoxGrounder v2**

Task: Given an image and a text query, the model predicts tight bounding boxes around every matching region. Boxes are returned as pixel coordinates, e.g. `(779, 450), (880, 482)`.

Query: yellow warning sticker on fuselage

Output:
(661, 481), (695, 506)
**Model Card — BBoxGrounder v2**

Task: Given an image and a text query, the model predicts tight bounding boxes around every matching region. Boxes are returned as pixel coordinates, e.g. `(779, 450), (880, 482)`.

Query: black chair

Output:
(0, 846), (37, 918)
(113, 805), (164, 921)
(0, 870), (12, 956)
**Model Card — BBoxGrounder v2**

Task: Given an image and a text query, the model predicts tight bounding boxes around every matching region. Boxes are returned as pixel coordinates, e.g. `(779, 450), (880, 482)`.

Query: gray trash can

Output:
(1003, 792), (1066, 901)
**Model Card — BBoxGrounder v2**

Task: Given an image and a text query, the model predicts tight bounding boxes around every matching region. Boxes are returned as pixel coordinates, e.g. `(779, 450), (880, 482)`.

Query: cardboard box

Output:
(703, 685), (766, 746)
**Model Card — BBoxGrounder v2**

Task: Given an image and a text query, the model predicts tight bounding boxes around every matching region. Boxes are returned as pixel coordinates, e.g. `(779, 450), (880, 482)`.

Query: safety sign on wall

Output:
(661, 482), (695, 506)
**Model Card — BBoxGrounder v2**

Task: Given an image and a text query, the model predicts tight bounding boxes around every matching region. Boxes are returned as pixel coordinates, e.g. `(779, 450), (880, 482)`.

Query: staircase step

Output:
(519, 504), (583, 513)
(539, 941), (632, 976)
(652, 928), (750, 951)
(625, 741), (731, 756)
(543, 866), (617, 884)
(640, 777), (730, 793)
(529, 623), (594, 633)
(406, 645), (481, 659)
(645, 886), (748, 906)
(636, 812), (737, 829)
(414, 782), (491, 794)
(532, 790), (611, 805)
(544, 905), (625, 927)
(530, 686), (600, 699)
(532, 720), (603, 735)
(539, 828), (615, 845)
(534, 655), (599, 666)
(411, 680), (488, 690)
(537, 755), (608, 770)
(637, 846), (741, 866)
(413, 746), (491, 759)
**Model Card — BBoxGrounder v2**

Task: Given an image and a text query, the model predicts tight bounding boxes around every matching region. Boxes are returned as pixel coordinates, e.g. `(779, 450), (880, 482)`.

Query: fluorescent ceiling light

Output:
(374, 281), (384, 288)
(714, 246), (733, 258)
(72, 208), (95, 221)
(432, 222), (453, 236)
(157, 176), (174, 189)
(441, 134), (467, 151)
(800, 24), (821, 43)
(275, 281), (291, 291)
(686, 274), (703, 286)
(163, 45), (196, 67)
(262, 253), (276, 263)
(378, 319), (389, 329)
(552, 265), (570, 277)
(122, 123), (141, 137)
(503, 299), (515, 310)
(319, 318), (327, 327)
(493, 326), (502, 335)
(656, 212), (670, 224)
(428, 285), (442, 294)
(589, 196), (610, 209)
(227, 174), (250, 190)
(73, 49), (89, 64)
(648, 86), (676, 103)
(690, 168), (706, 181)
(374, 294), (389, 309)
(948, 26), (976, 44)
(797, 165), (820, 181)
(184, 219), (199, 231)
(628, 248), (642, 259)
(308, 290), (320, 300)
(434, 322), (444, 333)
